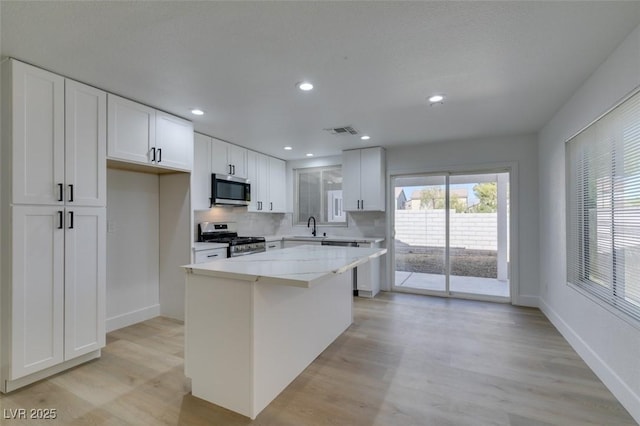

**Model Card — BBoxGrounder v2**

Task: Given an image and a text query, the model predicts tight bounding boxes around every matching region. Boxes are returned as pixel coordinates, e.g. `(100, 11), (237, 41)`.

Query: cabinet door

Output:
(11, 206), (64, 379)
(107, 94), (155, 165)
(211, 137), (231, 175)
(11, 60), (65, 205)
(341, 149), (361, 211)
(155, 111), (194, 172)
(64, 207), (106, 360)
(246, 151), (260, 212)
(65, 80), (107, 207)
(268, 157), (286, 212)
(256, 153), (269, 210)
(192, 133), (212, 210)
(359, 147), (385, 211)
(228, 144), (248, 178)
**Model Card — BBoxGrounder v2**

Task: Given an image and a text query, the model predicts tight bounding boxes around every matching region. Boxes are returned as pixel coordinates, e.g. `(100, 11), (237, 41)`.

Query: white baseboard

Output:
(514, 295), (539, 308)
(106, 304), (160, 332)
(539, 298), (640, 424)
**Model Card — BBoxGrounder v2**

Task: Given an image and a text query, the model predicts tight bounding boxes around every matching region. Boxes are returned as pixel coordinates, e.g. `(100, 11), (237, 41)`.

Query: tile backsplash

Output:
(193, 208), (386, 240)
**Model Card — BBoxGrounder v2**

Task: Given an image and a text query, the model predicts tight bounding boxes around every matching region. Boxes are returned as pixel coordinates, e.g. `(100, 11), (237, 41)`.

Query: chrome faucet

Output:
(307, 216), (317, 237)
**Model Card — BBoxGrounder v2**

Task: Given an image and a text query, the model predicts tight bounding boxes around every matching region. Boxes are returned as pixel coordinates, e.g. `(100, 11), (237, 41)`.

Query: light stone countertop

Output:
(263, 235), (385, 244)
(183, 245), (386, 288)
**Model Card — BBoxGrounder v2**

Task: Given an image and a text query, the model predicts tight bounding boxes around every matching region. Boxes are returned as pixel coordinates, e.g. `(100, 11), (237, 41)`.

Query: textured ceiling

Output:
(2, 1), (640, 159)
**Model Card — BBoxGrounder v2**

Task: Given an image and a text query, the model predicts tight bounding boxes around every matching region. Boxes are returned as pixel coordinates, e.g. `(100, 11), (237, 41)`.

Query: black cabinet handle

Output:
(270, 202), (273, 211)
(68, 211), (74, 229)
(58, 211), (64, 229)
(232, 164), (236, 175)
(228, 164), (232, 174)
(207, 254), (219, 258)
(361, 199), (364, 210)
(151, 147), (156, 162)
(157, 148), (162, 163)
(68, 184), (74, 202)
(357, 200), (360, 209)
(58, 183), (64, 202)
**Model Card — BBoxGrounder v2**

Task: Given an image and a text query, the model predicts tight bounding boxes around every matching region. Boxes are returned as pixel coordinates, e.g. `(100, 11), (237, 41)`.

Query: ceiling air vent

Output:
(324, 126), (359, 135)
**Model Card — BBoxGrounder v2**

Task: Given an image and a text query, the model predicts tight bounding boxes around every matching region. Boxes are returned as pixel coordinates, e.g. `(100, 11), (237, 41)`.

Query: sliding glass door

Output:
(394, 175), (447, 293)
(392, 171), (510, 301)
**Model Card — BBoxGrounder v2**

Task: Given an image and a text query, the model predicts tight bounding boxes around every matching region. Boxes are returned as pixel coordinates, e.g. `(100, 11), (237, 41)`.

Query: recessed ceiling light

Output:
(191, 109), (204, 116)
(297, 81), (314, 91)
(428, 94), (445, 104)
(306, 153), (314, 157)
(360, 135), (371, 141)
(284, 146), (293, 151)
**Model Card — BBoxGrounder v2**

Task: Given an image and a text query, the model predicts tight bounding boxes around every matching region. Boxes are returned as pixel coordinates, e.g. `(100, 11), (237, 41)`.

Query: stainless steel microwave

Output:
(210, 174), (251, 207)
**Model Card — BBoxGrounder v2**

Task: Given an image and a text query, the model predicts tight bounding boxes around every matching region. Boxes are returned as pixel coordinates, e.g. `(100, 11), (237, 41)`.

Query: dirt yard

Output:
(394, 242), (498, 278)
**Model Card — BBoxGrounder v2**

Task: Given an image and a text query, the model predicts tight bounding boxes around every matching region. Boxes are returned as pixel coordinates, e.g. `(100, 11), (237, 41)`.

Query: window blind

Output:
(566, 90), (640, 323)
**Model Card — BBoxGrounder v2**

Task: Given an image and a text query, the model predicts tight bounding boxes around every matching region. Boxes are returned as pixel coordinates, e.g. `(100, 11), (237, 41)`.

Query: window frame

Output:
(565, 87), (640, 327)
(293, 165), (347, 227)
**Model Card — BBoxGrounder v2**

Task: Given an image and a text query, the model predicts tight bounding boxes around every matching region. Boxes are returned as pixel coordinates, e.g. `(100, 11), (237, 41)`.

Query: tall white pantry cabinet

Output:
(0, 59), (106, 392)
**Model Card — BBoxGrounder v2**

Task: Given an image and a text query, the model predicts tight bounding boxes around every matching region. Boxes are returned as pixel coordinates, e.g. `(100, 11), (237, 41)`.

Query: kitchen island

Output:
(182, 245), (386, 419)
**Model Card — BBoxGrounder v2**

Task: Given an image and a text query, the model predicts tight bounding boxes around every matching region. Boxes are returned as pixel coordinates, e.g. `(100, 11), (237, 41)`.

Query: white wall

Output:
(386, 135), (539, 306)
(538, 25), (640, 422)
(106, 169), (160, 331)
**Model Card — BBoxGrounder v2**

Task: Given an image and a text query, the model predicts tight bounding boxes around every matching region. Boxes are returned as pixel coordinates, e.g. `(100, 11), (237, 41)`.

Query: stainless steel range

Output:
(198, 222), (266, 257)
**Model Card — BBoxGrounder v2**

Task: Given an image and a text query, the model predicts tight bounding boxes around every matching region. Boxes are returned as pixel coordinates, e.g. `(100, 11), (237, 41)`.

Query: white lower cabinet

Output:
(355, 242), (381, 298)
(6, 206), (105, 383)
(64, 207), (106, 359)
(194, 248), (227, 264)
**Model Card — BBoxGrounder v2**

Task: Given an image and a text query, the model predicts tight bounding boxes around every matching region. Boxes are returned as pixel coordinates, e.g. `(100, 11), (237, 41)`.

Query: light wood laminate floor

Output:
(0, 292), (635, 425)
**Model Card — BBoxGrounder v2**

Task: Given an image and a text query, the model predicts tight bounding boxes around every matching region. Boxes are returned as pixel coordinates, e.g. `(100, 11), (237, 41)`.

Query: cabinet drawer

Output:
(195, 248), (227, 263)
(265, 241), (283, 251)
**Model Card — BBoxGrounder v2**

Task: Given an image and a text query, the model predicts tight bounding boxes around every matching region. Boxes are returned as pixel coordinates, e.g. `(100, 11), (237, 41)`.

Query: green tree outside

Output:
(420, 188), (466, 213)
(470, 182), (497, 213)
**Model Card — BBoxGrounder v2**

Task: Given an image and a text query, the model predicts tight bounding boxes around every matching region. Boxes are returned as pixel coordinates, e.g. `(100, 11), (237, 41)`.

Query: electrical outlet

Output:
(107, 220), (116, 233)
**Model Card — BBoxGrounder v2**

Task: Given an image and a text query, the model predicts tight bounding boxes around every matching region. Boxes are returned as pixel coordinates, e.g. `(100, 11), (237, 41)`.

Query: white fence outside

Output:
(395, 210), (497, 250)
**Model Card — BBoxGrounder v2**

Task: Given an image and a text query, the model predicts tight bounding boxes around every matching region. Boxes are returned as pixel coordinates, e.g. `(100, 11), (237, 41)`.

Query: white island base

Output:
(183, 246), (385, 419)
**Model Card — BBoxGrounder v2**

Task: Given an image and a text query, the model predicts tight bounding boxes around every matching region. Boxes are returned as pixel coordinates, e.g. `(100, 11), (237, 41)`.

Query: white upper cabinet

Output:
(342, 147), (385, 212)
(268, 157), (286, 212)
(8, 60), (65, 205)
(155, 111), (193, 171)
(107, 94), (193, 172)
(246, 150), (260, 212)
(5, 60), (106, 207)
(107, 94), (155, 165)
(192, 133), (213, 210)
(228, 144), (248, 178)
(246, 151), (286, 213)
(65, 80), (107, 206)
(211, 137), (247, 178)
(342, 149), (362, 211)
